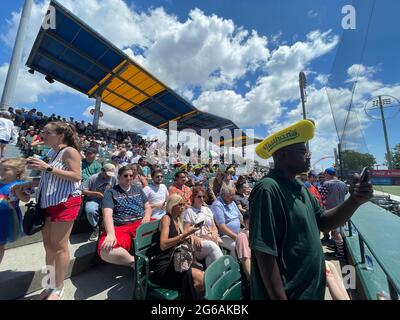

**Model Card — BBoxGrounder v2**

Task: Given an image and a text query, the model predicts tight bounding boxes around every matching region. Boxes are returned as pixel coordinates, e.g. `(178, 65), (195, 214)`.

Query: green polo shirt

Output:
(81, 159), (102, 182)
(249, 169), (326, 300)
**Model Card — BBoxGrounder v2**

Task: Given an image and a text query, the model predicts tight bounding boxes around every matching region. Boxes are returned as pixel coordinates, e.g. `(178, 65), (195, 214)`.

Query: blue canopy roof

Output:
(27, 0), (259, 146)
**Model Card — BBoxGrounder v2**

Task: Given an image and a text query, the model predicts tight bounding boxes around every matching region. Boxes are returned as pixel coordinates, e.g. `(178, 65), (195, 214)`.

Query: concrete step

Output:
(0, 232), (99, 300)
(23, 263), (134, 300)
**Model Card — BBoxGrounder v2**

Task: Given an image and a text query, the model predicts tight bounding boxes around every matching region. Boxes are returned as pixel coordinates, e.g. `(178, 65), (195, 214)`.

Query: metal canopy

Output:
(27, 0), (258, 146)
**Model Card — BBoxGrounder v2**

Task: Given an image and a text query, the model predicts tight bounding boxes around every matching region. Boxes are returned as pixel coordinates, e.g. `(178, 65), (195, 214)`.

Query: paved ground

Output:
(24, 263), (134, 300)
(22, 243), (344, 300)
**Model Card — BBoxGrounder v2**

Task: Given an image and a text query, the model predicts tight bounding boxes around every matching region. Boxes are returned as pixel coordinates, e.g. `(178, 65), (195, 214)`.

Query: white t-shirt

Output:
(183, 206), (215, 237)
(143, 183), (169, 219)
(130, 155), (141, 164)
(0, 118), (16, 142)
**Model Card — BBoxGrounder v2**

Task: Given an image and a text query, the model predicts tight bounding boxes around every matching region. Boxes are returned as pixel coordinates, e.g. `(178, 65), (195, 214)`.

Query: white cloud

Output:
(82, 104), (156, 134)
(1, 0), (368, 168)
(307, 10), (319, 18)
(142, 8), (270, 91)
(193, 30), (339, 127)
(0, 62), (77, 105)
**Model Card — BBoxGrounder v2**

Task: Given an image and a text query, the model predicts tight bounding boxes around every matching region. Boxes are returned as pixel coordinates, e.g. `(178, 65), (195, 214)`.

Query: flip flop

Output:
(35, 287), (53, 300)
(46, 286), (64, 300)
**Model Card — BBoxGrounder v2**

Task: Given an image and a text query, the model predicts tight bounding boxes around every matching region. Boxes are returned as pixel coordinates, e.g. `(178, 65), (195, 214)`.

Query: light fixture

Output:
(45, 75), (55, 84)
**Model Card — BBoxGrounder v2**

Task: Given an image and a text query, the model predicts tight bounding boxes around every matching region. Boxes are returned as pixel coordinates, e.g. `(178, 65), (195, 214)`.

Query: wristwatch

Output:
(46, 166), (53, 173)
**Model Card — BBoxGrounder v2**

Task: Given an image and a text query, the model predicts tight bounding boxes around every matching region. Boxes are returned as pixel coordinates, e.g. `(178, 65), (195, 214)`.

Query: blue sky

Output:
(1, 0), (399, 170)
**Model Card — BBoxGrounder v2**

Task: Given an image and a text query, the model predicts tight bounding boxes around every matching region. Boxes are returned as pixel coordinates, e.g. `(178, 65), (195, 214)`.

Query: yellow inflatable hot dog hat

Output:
(255, 119), (315, 159)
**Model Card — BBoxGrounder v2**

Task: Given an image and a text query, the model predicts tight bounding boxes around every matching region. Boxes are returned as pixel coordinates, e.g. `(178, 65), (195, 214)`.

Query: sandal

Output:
(46, 286), (64, 300)
(35, 287), (53, 300)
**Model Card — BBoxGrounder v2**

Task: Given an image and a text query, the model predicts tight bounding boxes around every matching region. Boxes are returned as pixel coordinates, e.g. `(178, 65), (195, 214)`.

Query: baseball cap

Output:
(102, 163), (116, 177)
(85, 147), (97, 154)
(324, 167), (336, 176)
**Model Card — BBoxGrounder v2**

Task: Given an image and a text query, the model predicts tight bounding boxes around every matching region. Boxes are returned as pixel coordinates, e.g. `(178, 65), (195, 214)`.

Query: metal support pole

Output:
(348, 220), (353, 237)
(378, 96), (392, 169)
(166, 126), (170, 158)
(93, 94), (102, 131)
(338, 143), (344, 180)
(1, 0), (33, 110)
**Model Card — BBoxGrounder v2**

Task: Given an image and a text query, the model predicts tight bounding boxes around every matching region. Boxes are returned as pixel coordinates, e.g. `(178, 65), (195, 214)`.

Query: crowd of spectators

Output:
(1, 107), (267, 300)
(0, 106), (356, 301)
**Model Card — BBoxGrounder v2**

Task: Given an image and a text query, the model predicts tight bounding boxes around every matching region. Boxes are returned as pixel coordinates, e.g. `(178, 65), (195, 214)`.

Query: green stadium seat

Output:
(204, 255), (242, 300)
(132, 220), (180, 300)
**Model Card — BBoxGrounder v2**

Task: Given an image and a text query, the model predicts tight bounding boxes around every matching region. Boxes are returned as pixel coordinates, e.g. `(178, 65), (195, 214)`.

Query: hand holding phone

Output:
(194, 220), (205, 228)
(359, 167), (370, 183)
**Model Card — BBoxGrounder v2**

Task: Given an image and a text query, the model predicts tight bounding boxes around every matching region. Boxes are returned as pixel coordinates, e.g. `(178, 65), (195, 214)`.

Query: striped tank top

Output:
(37, 147), (82, 208)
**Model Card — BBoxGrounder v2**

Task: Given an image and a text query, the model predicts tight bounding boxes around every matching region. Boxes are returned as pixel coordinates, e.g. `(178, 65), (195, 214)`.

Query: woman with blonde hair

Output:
(12, 121), (82, 300)
(0, 158), (30, 264)
(150, 193), (204, 299)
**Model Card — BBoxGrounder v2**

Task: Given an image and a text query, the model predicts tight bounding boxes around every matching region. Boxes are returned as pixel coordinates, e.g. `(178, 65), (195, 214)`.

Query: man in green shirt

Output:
(81, 148), (102, 182)
(249, 119), (373, 300)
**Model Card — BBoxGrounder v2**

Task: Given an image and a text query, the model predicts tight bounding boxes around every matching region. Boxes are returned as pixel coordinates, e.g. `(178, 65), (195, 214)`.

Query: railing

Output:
(346, 200), (400, 300)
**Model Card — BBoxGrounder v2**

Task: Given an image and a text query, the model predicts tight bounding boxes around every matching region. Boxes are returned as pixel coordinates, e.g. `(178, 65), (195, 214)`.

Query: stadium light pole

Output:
(0, 0), (33, 111)
(377, 96), (393, 169)
(299, 71), (309, 151)
(93, 93), (102, 131)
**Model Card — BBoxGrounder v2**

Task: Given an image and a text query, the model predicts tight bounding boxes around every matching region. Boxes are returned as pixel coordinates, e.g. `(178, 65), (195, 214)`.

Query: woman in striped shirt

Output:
(13, 121), (82, 300)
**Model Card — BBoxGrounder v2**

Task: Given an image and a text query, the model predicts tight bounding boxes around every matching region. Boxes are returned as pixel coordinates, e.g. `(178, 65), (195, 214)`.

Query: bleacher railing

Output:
(346, 200), (400, 300)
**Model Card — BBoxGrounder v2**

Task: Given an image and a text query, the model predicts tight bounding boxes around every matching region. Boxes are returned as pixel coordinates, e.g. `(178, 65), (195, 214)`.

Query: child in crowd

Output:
(0, 158), (30, 264)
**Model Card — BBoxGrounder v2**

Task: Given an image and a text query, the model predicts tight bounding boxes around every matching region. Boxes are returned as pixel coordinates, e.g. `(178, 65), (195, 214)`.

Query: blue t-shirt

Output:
(0, 180), (25, 244)
(211, 196), (241, 235)
(102, 184), (148, 226)
(141, 165), (151, 177)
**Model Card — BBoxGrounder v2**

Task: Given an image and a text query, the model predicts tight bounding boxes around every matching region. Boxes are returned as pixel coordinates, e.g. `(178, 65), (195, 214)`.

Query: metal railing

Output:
(347, 218), (400, 300)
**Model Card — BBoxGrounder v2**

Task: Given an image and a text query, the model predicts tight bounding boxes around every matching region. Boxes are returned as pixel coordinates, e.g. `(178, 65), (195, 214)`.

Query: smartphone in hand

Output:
(359, 167), (370, 183)
(194, 220), (205, 228)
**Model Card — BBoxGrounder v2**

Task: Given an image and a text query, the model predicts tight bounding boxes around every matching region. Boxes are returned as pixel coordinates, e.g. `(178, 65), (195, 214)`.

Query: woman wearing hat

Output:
(150, 194), (204, 299)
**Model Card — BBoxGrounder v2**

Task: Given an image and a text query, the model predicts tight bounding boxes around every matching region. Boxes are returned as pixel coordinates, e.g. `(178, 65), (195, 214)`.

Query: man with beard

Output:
(249, 119), (373, 300)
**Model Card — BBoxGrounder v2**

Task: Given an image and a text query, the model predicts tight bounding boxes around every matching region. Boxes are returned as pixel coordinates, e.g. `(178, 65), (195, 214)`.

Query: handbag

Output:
(23, 189), (44, 236)
(173, 238), (194, 273)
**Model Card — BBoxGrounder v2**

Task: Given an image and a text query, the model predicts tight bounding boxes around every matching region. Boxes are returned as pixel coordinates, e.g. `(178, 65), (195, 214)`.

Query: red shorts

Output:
(97, 218), (156, 256)
(42, 195), (82, 222)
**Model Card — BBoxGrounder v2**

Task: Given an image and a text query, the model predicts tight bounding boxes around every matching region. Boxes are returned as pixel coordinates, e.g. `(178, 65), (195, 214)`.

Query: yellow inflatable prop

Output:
(256, 119), (315, 159)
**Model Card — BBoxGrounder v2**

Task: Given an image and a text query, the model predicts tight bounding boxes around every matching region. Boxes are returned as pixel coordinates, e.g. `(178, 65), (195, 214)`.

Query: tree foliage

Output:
(392, 143), (400, 169)
(341, 150), (376, 170)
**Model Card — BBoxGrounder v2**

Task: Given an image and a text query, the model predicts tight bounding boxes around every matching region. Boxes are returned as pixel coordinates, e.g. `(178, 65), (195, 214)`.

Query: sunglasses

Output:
(155, 175), (163, 178)
(123, 174), (134, 178)
(196, 195), (205, 199)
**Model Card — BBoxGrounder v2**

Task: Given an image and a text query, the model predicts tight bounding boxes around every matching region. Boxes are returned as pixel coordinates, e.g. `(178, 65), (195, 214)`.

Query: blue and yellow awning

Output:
(27, 0), (257, 144)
